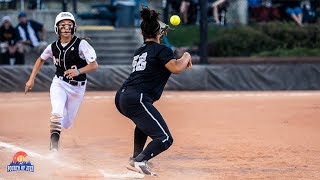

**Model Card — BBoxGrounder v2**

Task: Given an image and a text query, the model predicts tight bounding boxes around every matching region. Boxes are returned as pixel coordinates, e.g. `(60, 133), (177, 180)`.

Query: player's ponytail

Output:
(140, 7), (160, 39)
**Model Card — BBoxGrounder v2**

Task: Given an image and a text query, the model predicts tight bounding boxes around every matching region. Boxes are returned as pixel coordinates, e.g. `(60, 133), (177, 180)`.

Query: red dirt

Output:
(0, 91), (320, 179)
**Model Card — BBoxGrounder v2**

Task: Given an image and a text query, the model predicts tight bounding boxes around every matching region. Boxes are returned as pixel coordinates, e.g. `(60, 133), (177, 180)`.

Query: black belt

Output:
(56, 75), (86, 86)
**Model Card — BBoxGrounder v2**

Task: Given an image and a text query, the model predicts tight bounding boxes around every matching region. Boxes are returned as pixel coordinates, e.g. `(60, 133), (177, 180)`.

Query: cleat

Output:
(126, 159), (157, 176)
(49, 119), (61, 151)
(129, 157), (153, 168)
(50, 132), (60, 151)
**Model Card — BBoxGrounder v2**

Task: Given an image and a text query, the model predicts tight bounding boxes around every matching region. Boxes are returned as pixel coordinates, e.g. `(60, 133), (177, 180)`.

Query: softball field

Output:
(0, 91), (320, 179)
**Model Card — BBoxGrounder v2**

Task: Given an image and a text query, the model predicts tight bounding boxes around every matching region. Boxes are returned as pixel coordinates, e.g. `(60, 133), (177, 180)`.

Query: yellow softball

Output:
(170, 15), (181, 26)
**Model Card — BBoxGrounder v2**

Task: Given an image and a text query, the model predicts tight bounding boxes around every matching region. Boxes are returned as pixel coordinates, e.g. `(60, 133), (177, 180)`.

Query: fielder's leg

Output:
(133, 127), (148, 158)
(125, 93), (173, 176)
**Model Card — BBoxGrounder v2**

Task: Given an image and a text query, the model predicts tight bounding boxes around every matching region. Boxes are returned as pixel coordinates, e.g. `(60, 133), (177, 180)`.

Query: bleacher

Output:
(24, 27), (142, 65)
(82, 28), (141, 65)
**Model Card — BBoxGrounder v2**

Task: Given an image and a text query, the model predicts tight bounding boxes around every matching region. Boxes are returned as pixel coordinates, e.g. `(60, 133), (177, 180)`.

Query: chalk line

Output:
(99, 169), (145, 179)
(0, 141), (146, 178)
(0, 141), (80, 170)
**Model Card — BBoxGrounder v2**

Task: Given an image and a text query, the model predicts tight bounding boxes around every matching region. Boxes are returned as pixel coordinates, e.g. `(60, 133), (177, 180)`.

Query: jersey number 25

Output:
(132, 52), (147, 72)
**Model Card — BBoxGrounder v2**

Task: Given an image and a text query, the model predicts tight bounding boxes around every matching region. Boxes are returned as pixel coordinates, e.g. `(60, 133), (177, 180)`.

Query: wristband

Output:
(77, 69), (81, 74)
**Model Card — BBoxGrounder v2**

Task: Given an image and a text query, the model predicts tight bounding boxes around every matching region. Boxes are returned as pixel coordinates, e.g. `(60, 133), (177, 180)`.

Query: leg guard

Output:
(50, 114), (62, 151)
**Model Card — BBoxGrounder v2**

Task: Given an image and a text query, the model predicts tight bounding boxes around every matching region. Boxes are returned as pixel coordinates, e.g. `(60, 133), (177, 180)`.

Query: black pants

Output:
(115, 87), (173, 162)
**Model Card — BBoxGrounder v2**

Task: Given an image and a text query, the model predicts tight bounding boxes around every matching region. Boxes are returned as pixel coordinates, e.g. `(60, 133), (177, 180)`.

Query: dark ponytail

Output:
(140, 7), (160, 39)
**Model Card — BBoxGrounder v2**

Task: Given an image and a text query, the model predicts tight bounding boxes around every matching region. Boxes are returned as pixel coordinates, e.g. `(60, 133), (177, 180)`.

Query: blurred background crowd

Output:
(166, 0), (318, 26)
(0, 0), (319, 65)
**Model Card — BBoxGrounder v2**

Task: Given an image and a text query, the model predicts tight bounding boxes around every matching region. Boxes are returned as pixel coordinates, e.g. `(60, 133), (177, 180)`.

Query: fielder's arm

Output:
(25, 57), (45, 94)
(165, 52), (192, 74)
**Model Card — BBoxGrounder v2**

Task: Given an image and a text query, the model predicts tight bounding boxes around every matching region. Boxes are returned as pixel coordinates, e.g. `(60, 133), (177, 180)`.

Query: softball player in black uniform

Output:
(115, 7), (192, 176)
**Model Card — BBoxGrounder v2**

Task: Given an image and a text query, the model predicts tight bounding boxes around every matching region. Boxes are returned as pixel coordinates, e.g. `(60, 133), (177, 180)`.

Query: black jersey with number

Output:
(122, 41), (176, 101)
(51, 36), (87, 81)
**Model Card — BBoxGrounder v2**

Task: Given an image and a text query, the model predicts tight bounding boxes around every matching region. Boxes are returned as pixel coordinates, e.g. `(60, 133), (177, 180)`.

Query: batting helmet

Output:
(54, 12), (76, 35)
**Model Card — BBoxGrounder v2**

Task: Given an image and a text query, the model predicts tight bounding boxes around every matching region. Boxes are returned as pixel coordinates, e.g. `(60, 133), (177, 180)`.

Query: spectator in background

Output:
(168, 0), (181, 15)
(301, 0), (317, 23)
(180, 0), (190, 24)
(281, 0), (303, 26)
(248, 0), (281, 22)
(249, 0), (261, 6)
(180, 0), (198, 24)
(209, 0), (229, 25)
(16, 12), (48, 54)
(248, 0), (263, 22)
(0, 16), (24, 65)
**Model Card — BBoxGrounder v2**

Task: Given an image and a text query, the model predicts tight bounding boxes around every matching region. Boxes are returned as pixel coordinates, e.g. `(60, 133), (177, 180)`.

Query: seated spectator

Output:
(209, 0), (229, 25)
(301, 0), (317, 23)
(0, 16), (24, 65)
(248, 0), (281, 22)
(248, 0), (263, 21)
(280, 0), (303, 26)
(249, 0), (262, 7)
(168, 0), (181, 15)
(180, 0), (190, 24)
(16, 12), (48, 54)
(180, 0), (198, 24)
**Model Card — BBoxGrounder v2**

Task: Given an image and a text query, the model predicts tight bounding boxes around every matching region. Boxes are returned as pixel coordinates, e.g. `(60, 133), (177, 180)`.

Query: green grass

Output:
(165, 24), (320, 57)
(166, 25), (218, 47)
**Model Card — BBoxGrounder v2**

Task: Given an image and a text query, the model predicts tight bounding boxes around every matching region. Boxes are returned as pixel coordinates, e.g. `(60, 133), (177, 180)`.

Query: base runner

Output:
(25, 12), (98, 151)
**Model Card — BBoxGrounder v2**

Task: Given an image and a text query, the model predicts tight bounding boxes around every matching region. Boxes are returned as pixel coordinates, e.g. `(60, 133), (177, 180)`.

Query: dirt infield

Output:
(0, 91), (320, 179)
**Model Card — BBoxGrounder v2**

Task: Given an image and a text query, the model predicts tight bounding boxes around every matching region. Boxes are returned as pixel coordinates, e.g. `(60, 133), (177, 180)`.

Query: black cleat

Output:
(50, 132), (60, 151)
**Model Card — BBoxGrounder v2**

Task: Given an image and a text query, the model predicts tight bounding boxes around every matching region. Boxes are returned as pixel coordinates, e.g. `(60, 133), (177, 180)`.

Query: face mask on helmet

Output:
(158, 21), (172, 36)
(57, 21), (75, 34)
(54, 12), (77, 35)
